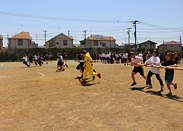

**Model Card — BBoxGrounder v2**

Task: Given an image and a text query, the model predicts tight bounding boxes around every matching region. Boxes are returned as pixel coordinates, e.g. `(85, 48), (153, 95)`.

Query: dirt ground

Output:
(0, 60), (183, 131)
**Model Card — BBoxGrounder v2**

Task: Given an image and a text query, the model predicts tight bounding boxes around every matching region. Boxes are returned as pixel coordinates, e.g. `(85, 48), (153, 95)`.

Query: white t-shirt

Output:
(23, 56), (27, 62)
(131, 56), (142, 67)
(123, 53), (128, 59)
(60, 56), (64, 62)
(35, 55), (38, 60)
(145, 56), (160, 74)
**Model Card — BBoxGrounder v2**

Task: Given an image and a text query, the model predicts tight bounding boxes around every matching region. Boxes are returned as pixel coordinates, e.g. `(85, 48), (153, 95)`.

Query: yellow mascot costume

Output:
(81, 50), (101, 84)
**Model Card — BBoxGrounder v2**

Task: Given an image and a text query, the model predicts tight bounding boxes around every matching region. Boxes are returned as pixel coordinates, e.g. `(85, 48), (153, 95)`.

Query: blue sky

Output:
(0, 0), (183, 47)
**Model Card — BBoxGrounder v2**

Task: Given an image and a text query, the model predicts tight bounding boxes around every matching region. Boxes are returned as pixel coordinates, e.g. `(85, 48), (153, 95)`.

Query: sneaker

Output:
(97, 73), (101, 79)
(174, 83), (177, 90)
(131, 82), (136, 86)
(146, 86), (152, 89)
(80, 75), (83, 78)
(167, 91), (172, 95)
(81, 80), (86, 84)
(62, 69), (65, 71)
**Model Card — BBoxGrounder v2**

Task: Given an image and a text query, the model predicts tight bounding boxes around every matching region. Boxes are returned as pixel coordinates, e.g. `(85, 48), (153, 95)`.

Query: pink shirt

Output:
(131, 56), (142, 67)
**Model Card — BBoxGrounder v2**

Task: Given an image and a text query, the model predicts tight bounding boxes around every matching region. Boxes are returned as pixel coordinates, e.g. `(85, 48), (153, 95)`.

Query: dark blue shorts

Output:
(132, 66), (144, 75)
(30, 60), (33, 63)
(165, 74), (174, 83)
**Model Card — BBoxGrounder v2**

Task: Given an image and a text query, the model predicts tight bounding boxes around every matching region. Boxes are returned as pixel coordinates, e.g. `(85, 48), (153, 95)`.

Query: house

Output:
(80, 35), (116, 48)
(124, 43), (136, 52)
(138, 40), (157, 49)
(158, 41), (182, 52)
(8, 32), (38, 50)
(45, 33), (74, 48)
(0, 35), (3, 51)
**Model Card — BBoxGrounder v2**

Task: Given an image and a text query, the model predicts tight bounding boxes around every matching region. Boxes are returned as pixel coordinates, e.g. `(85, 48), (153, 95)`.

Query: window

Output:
(171, 45), (173, 47)
(56, 42), (59, 45)
(50, 40), (54, 47)
(102, 43), (106, 47)
(94, 40), (98, 46)
(63, 40), (67, 46)
(18, 39), (23, 46)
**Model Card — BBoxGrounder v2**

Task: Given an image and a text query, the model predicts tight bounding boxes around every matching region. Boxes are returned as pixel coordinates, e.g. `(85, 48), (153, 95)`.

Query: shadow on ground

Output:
(130, 86), (183, 102)
(75, 77), (99, 87)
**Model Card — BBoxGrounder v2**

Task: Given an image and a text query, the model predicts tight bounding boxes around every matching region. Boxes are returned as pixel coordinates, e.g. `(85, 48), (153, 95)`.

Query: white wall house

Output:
(45, 33), (74, 48)
(8, 32), (38, 50)
(80, 35), (116, 48)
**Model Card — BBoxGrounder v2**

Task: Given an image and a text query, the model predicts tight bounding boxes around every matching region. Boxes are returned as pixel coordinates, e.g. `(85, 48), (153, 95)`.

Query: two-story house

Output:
(45, 33), (74, 48)
(8, 32), (38, 50)
(80, 35), (116, 48)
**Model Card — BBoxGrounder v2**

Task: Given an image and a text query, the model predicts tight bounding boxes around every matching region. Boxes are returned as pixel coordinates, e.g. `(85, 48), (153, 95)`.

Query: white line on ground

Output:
(0, 73), (45, 83)
(0, 76), (7, 78)
(1, 63), (3, 66)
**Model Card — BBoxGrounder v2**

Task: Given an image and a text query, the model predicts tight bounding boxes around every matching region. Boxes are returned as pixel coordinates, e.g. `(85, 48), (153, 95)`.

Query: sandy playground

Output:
(0, 61), (183, 131)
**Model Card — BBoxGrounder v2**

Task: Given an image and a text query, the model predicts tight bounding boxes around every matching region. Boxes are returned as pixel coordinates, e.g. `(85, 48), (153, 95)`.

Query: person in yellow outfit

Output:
(81, 50), (101, 84)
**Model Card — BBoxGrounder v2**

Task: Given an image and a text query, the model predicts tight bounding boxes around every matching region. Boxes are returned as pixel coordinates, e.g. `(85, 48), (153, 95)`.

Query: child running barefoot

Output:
(22, 54), (30, 67)
(160, 53), (177, 95)
(130, 52), (147, 86)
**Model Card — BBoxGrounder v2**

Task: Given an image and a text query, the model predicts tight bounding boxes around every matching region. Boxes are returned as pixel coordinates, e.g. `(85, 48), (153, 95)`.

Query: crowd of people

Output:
(88, 51), (182, 65)
(21, 49), (182, 95)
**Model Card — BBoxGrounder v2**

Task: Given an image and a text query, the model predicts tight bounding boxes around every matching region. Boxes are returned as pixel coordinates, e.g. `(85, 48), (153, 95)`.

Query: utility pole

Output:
(127, 28), (131, 45)
(43, 30), (47, 45)
(75, 36), (76, 45)
(163, 40), (164, 52)
(83, 30), (87, 47)
(68, 30), (70, 36)
(129, 20), (141, 53)
(179, 35), (182, 43)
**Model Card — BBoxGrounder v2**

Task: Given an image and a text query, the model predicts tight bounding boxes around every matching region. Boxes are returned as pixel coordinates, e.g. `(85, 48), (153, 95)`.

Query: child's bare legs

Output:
(141, 75), (147, 81)
(166, 82), (174, 92)
(131, 72), (136, 82)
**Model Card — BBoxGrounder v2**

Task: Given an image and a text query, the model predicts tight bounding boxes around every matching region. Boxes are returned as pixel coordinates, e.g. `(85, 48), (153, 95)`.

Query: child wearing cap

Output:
(130, 52), (147, 86)
(160, 53), (177, 95)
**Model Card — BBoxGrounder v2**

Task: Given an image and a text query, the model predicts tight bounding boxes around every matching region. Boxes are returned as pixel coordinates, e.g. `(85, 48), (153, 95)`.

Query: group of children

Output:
(130, 50), (178, 95)
(22, 54), (49, 67)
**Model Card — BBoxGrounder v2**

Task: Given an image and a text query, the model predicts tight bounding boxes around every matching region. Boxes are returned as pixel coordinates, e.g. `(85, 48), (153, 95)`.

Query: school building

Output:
(45, 33), (74, 48)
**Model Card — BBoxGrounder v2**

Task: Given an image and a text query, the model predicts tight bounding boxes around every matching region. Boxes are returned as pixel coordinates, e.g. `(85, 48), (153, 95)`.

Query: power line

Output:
(0, 11), (128, 23)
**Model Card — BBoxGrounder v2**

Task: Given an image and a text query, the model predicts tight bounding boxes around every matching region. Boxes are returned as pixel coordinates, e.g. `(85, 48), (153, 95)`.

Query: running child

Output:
(56, 53), (65, 71)
(145, 50), (164, 90)
(130, 52), (147, 86)
(22, 54), (30, 67)
(160, 53), (177, 95)
(81, 50), (101, 84)
(28, 54), (33, 66)
(76, 52), (85, 77)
